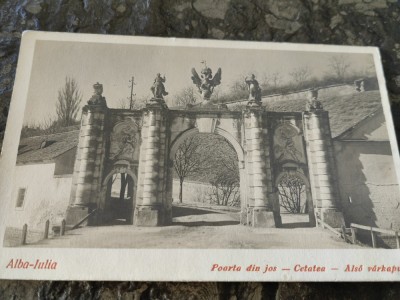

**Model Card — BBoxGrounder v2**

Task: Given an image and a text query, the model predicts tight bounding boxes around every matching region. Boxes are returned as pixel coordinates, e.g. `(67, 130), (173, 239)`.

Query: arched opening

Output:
(168, 129), (245, 227)
(102, 168), (137, 225)
(275, 170), (315, 228)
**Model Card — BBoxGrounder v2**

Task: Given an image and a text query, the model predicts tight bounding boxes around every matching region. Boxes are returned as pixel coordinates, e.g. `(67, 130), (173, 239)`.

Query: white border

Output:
(0, 31), (399, 282)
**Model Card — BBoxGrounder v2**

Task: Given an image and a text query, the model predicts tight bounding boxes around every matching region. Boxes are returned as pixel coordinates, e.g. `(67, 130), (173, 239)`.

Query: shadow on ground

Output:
(172, 206), (221, 217)
(281, 222), (312, 229)
(172, 206), (240, 227)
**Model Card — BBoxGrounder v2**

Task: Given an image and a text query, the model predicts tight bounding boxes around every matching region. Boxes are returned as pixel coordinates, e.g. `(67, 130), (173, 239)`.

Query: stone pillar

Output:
(66, 82), (108, 226)
(244, 106), (275, 227)
(304, 110), (344, 227)
(164, 160), (174, 225)
(239, 160), (248, 224)
(134, 99), (168, 226)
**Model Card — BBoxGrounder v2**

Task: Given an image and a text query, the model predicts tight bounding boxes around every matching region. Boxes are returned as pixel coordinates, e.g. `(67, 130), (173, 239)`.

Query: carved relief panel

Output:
(273, 122), (306, 164)
(109, 117), (141, 162)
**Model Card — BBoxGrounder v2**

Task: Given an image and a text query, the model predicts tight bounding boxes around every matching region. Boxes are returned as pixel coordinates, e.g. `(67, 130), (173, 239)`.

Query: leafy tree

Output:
(56, 77), (82, 127)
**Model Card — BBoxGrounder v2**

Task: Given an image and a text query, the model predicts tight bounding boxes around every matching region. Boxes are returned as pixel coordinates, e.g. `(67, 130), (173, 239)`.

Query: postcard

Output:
(0, 31), (399, 281)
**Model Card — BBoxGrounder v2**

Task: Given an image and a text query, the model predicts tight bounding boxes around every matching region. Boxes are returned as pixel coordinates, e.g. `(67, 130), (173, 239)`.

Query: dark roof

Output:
(17, 130), (79, 164)
(265, 90), (382, 137)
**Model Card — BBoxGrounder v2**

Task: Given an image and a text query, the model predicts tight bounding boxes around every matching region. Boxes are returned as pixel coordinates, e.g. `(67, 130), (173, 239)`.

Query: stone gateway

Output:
(65, 81), (345, 228)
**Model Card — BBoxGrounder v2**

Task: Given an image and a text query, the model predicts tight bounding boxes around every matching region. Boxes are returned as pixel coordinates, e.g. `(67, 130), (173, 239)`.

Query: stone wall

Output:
(226, 84), (358, 108)
(6, 163), (71, 231)
(334, 140), (400, 230)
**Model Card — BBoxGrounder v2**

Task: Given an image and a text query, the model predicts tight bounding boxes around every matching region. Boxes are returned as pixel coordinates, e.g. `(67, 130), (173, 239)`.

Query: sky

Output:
(23, 40), (376, 125)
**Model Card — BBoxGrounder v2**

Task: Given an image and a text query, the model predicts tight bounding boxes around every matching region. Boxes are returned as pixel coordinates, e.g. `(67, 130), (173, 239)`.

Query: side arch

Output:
(102, 167), (137, 187)
(99, 165), (138, 224)
(274, 169), (316, 227)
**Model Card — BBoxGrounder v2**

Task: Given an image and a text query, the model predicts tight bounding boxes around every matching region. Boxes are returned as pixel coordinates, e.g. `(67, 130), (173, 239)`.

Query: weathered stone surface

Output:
(1, 0), (400, 297)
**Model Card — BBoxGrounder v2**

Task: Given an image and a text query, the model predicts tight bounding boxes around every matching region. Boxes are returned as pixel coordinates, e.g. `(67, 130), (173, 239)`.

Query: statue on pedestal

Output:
(306, 88), (323, 111)
(151, 73), (168, 99)
(88, 82), (107, 106)
(191, 63), (222, 102)
(245, 74), (262, 106)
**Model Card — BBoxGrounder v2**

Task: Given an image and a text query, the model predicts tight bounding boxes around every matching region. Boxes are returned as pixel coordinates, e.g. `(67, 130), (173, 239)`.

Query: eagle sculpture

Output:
(191, 66), (222, 100)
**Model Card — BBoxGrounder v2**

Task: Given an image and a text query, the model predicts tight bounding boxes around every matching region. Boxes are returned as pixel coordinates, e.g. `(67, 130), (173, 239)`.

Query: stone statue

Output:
(306, 88), (323, 111)
(245, 74), (262, 104)
(191, 64), (222, 101)
(88, 82), (107, 106)
(151, 73), (168, 99)
(354, 79), (365, 92)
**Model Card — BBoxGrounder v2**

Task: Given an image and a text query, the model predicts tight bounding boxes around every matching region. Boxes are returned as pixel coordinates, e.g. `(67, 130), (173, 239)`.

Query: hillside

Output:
(266, 90), (382, 137)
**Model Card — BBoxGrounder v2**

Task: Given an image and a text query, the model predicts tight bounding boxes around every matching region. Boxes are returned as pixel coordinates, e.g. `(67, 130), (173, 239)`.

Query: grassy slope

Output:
(266, 90), (382, 137)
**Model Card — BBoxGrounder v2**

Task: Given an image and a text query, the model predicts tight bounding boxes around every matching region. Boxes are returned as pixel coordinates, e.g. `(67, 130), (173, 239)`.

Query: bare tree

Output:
(277, 172), (306, 214)
(260, 72), (283, 93)
(289, 66), (312, 88)
(230, 76), (248, 92)
(175, 86), (198, 107)
(209, 166), (240, 207)
(174, 135), (205, 203)
(118, 98), (129, 109)
(118, 96), (148, 110)
(328, 54), (351, 82)
(203, 136), (240, 206)
(56, 77), (82, 127)
(260, 73), (271, 89)
(289, 67), (311, 87)
(270, 72), (282, 90)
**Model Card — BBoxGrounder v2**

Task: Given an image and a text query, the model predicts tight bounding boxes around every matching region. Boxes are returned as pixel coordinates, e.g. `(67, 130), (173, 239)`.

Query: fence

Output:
(350, 223), (400, 249)
(315, 211), (400, 249)
(3, 219), (67, 247)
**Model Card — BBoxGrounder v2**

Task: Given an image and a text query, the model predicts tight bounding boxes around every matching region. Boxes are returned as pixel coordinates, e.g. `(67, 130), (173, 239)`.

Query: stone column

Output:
(134, 99), (168, 226)
(66, 82), (108, 226)
(304, 110), (344, 227)
(244, 106), (275, 227)
(239, 160), (248, 224)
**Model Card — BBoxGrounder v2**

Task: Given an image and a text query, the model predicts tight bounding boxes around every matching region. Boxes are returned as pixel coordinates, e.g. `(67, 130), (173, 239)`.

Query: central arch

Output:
(169, 127), (244, 162)
(167, 127), (247, 223)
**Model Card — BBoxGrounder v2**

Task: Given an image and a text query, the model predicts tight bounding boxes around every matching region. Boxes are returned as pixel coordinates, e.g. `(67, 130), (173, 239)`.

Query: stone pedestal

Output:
(65, 205), (90, 225)
(252, 209), (276, 228)
(273, 212), (282, 228)
(321, 209), (345, 228)
(134, 206), (163, 227)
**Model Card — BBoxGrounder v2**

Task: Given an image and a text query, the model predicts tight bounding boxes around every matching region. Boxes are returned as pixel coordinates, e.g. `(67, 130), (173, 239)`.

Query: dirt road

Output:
(25, 205), (361, 249)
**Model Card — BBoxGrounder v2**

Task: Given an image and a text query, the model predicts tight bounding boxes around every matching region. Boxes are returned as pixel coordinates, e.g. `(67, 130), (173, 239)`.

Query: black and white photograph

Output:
(0, 32), (399, 281)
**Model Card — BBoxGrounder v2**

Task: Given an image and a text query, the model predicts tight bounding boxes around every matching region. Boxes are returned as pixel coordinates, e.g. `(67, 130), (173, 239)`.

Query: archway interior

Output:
(105, 172), (134, 224)
(277, 170), (312, 228)
(171, 132), (241, 227)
